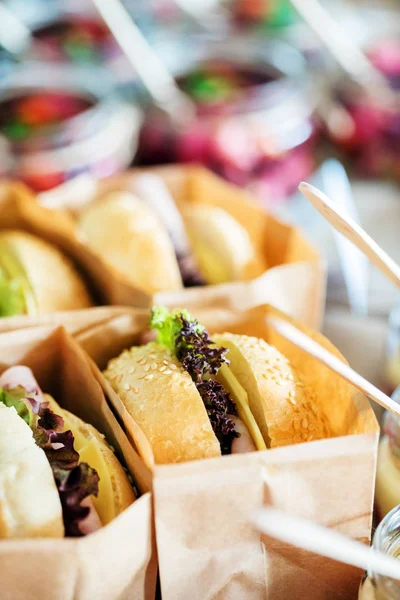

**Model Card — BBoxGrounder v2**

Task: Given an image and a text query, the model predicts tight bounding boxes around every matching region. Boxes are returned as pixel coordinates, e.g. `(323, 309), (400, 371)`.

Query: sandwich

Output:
(0, 230), (93, 317)
(77, 174), (267, 292)
(0, 365), (135, 539)
(103, 307), (329, 464)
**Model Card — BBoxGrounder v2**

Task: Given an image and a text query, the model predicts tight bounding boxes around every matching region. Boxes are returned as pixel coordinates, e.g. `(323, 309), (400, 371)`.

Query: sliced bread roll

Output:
(183, 204), (267, 284)
(214, 333), (329, 448)
(0, 404), (64, 539)
(104, 342), (221, 464)
(45, 396), (135, 525)
(78, 191), (183, 294)
(0, 230), (93, 314)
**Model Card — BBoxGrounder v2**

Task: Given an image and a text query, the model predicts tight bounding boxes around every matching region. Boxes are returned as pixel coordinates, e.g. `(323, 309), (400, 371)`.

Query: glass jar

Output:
(138, 35), (318, 207)
(326, 38), (400, 181)
(359, 505), (400, 599)
(0, 62), (142, 191)
(375, 395), (400, 521)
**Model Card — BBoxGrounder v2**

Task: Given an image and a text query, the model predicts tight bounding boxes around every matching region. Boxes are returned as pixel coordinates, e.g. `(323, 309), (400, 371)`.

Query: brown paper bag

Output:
(57, 304), (377, 600)
(35, 166), (326, 328)
(0, 325), (157, 600)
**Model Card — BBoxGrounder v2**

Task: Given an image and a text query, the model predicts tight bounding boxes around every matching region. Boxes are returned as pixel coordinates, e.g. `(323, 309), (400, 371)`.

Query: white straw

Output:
(91, 0), (194, 121)
(268, 316), (400, 418)
(252, 506), (400, 581)
(299, 181), (400, 290)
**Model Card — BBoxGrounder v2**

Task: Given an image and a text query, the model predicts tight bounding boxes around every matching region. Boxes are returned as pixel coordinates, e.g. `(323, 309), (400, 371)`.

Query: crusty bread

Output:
(214, 333), (329, 448)
(104, 342), (221, 464)
(183, 204), (267, 284)
(45, 396), (135, 525)
(0, 230), (92, 313)
(0, 404), (64, 539)
(78, 191), (183, 294)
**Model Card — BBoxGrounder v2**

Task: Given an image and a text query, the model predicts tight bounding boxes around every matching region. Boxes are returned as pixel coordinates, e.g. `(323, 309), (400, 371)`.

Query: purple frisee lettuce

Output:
(150, 307), (239, 454)
(0, 366), (99, 537)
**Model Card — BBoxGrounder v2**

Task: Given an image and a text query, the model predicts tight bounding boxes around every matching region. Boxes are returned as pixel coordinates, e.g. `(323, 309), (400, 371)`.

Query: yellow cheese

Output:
(45, 396), (116, 526)
(217, 364), (266, 451)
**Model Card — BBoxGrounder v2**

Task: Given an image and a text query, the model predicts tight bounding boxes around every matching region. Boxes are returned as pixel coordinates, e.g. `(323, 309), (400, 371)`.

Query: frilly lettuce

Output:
(150, 307), (239, 454)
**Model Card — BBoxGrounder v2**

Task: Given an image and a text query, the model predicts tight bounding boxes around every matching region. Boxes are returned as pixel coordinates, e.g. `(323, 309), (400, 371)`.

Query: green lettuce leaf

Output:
(0, 269), (26, 317)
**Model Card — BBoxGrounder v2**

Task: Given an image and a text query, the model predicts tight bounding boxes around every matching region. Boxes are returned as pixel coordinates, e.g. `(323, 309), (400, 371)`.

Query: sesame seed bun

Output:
(214, 333), (329, 448)
(78, 191), (183, 294)
(0, 404), (64, 539)
(104, 342), (221, 464)
(0, 230), (92, 314)
(183, 204), (267, 284)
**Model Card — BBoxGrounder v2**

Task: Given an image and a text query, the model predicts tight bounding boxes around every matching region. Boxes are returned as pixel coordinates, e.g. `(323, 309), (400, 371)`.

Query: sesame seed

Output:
(132, 387), (139, 394)
(138, 358), (146, 365)
(144, 374), (154, 381)
(302, 418), (309, 429)
(151, 363), (158, 370)
(288, 397), (296, 406)
(170, 364), (177, 370)
(293, 421), (300, 431)
(128, 367), (135, 374)
(159, 365), (166, 372)
(144, 364), (150, 372)
(164, 370), (172, 375)
(163, 360), (169, 365)
(301, 432), (308, 441)
(124, 383), (130, 391)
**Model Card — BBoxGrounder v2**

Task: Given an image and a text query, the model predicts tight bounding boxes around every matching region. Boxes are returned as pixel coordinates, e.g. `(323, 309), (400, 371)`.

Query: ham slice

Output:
(0, 366), (44, 402)
(230, 416), (257, 454)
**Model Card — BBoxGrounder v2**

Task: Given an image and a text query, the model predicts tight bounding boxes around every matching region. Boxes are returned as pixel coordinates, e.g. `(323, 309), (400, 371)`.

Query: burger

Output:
(0, 365), (135, 538)
(0, 230), (92, 317)
(103, 307), (329, 464)
(77, 174), (267, 293)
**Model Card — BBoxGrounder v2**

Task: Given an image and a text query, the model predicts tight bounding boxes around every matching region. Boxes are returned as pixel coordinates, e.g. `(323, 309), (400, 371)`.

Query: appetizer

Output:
(0, 366), (134, 538)
(104, 307), (329, 464)
(0, 230), (92, 317)
(77, 175), (266, 292)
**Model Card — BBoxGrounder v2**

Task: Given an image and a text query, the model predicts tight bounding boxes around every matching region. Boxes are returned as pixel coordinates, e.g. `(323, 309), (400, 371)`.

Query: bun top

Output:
(0, 404), (64, 538)
(183, 204), (267, 284)
(104, 342), (221, 464)
(214, 333), (329, 448)
(0, 230), (92, 314)
(78, 191), (183, 294)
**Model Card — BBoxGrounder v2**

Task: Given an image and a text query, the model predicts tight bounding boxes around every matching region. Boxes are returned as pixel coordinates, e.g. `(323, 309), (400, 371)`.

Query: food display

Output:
(0, 365), (134, 538)
(138, 41), (316, 205)
(0, 230), (92, 317)
(328, 40), (400, 180)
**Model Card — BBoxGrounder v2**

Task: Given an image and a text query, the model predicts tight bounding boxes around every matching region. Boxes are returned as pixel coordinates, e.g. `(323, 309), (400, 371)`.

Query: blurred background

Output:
(0, 0), (399, 394)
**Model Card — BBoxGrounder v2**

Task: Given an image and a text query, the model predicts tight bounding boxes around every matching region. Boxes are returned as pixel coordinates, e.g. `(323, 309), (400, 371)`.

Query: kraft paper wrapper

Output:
(35, 165), (326, 328)
(41, 304), (377, 600)
(0, 325), (157, 600)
